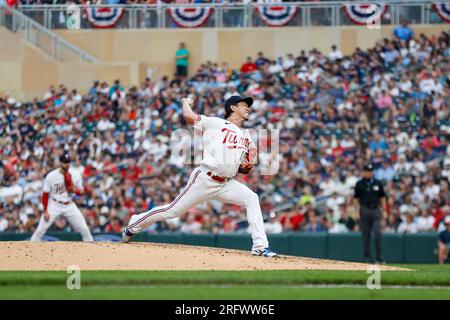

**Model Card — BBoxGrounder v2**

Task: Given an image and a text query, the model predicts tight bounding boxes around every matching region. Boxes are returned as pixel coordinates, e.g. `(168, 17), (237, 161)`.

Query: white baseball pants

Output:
(30, 200), (93, 241)
(127, 167), (269, 250)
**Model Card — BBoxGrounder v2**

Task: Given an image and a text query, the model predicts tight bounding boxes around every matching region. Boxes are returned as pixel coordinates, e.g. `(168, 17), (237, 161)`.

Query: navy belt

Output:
(53, 198), (71, 205)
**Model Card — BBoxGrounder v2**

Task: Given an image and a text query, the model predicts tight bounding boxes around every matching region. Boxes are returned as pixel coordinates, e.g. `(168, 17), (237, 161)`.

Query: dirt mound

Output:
(0, 241), (406, 271)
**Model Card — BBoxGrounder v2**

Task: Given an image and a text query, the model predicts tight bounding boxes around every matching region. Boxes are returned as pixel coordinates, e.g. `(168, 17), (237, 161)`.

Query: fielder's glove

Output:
(64, 171), (75, 193)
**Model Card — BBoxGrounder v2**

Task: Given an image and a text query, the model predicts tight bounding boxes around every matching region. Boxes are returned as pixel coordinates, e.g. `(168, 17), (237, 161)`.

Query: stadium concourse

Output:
(0, 30), (449, 238)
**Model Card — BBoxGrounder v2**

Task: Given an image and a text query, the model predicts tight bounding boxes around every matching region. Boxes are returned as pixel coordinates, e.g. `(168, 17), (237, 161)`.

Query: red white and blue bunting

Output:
(256, 5), (298, 27)
(84, 7), (124, 29)
(343, 4), (388, 26)
(433, 3), (450, 23)
(167, 7), (214, 28)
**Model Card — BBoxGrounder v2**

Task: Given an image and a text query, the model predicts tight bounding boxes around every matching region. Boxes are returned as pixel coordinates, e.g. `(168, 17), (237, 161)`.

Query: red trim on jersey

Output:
(42, 192), (49, 210)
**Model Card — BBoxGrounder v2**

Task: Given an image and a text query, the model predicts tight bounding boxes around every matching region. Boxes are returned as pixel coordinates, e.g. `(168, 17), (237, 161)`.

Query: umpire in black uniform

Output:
(353, 164), (387, 264)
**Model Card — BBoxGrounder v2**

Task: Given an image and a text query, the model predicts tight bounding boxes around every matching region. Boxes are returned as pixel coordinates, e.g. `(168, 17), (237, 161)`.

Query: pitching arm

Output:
(181, 97), (200, 126)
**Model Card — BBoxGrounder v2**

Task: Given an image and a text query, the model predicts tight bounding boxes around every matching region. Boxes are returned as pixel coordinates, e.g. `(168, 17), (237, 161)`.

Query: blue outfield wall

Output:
(0, 232), (441, 263)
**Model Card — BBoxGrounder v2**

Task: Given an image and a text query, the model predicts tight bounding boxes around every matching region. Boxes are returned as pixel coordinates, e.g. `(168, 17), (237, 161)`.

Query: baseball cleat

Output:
(251, 247), (278, 257)
(121, 227), (135, 243)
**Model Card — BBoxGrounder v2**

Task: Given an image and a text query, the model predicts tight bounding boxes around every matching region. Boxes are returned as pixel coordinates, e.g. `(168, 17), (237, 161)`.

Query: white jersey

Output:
(191, 115), (256, 178)
(43, 168), (83, 202)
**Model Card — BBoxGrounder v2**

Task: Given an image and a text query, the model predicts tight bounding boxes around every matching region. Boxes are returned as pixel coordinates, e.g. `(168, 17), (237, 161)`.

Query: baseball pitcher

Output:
(30, 154), (93, 241)
(122, 95), (277, 257)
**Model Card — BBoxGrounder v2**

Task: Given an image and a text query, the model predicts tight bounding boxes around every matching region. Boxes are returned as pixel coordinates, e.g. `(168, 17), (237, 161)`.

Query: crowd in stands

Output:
(1, 28), (450, 236)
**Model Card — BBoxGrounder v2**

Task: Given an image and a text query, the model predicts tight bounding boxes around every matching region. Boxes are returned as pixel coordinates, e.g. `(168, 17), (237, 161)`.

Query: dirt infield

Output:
(0, 241), (407, 271)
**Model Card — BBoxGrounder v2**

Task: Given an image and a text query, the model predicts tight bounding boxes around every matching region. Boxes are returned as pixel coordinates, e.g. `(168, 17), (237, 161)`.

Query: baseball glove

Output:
(64, 171), (75, 193)
(238, 153), (254, 175)
(238, 162), (254, 175)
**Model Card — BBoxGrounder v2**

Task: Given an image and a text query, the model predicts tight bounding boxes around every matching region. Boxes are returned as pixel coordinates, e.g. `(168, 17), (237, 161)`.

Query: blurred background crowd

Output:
(1, 28), (449, 236)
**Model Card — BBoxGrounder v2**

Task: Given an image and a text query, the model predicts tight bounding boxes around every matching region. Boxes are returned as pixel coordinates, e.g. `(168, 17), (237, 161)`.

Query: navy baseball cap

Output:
(60, 154), (71, 164)
(224, 95), (253, 114)
(363, 164), (374, 171)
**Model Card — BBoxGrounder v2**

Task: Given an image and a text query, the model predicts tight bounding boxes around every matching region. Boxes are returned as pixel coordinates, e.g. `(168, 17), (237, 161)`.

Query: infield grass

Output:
(0, 264), (449, 299)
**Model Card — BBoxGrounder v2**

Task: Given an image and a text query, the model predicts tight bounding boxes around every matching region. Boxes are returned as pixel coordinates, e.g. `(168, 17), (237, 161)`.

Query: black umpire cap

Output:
(224, 95), (253, 114)
(363, 163), (374, 171)
(60, 153), (71, 164)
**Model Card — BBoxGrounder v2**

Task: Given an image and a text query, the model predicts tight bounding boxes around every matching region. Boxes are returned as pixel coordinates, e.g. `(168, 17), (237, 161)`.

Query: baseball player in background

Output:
(30, 154), (93, 241)
(122, 95), (277, 257)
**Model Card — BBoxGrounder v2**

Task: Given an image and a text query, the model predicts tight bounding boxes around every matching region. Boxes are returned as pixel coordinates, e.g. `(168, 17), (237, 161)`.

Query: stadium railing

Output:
(0, 4), (98, 62)
(16, 0), (448, 30)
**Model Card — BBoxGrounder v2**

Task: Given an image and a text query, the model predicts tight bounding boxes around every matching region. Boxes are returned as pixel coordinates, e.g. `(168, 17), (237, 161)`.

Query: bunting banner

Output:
(256, 5), (298, 27)
(343, 3), (389, 25)
(84, 6), (124, 29)
(433, 3), (450, 23)
(167, 7), (214, 28)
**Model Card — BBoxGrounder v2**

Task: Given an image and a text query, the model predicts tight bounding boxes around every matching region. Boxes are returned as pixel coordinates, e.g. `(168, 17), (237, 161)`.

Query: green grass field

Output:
(0, 264), (449, 300)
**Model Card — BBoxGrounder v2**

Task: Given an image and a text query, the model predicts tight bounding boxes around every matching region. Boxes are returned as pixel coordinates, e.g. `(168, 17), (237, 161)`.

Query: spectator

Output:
(393, 19), (414, 42)
(325, 192), (345, 217)
(375, 160), (395, 182)
(88, 80), (99, 97)
(255, 51), (269, 68)
(375, 90), (394, 109)
(282, 53), (296, 70)
(104, 217), (123, 233)
(0, 214), (8, 232)
(337, 207), (356, 232)
(443, 158), (450, 181)
(109, 79), (125, 101)
(416, 209), (435, 233)
(419, 71), (442, 95)
(298, 187), (316, 207)
(431, 199), (445, 229)
(240, 56), (257, 74)
(264, 212), (283, 234)
(425, 179), (440, 201)
(175, 42), (189, 78)
(438, 216), (450, 264)
(279, 207), (304, 231)
(369, 133), (388, 153)
(394, 154), (411, 177)
(180, 212), (202, 234)
(303, 210), (326, 233)
(328, 45), (343, 61)
(49, 217), (69, 232)
(268, 59), (283, 74)
(397, 213), (418, 234)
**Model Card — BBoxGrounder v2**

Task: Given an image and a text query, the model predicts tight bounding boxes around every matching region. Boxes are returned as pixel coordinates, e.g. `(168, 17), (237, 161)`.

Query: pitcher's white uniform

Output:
(30, 168), (93, 241)
(127, 115), (270, 250)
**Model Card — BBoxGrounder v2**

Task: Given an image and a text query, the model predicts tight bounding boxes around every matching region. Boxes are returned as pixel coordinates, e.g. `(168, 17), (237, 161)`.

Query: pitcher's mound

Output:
(0, 241), (406, 271)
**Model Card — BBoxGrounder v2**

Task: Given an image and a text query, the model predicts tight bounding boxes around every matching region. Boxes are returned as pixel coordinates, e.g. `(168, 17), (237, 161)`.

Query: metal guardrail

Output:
(0, 4), (98, 62)
(16, 0), (450, 30)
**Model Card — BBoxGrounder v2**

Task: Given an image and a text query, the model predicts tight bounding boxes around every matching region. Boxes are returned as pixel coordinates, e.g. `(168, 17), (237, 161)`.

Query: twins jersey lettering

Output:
(192, 115), (256, 178)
